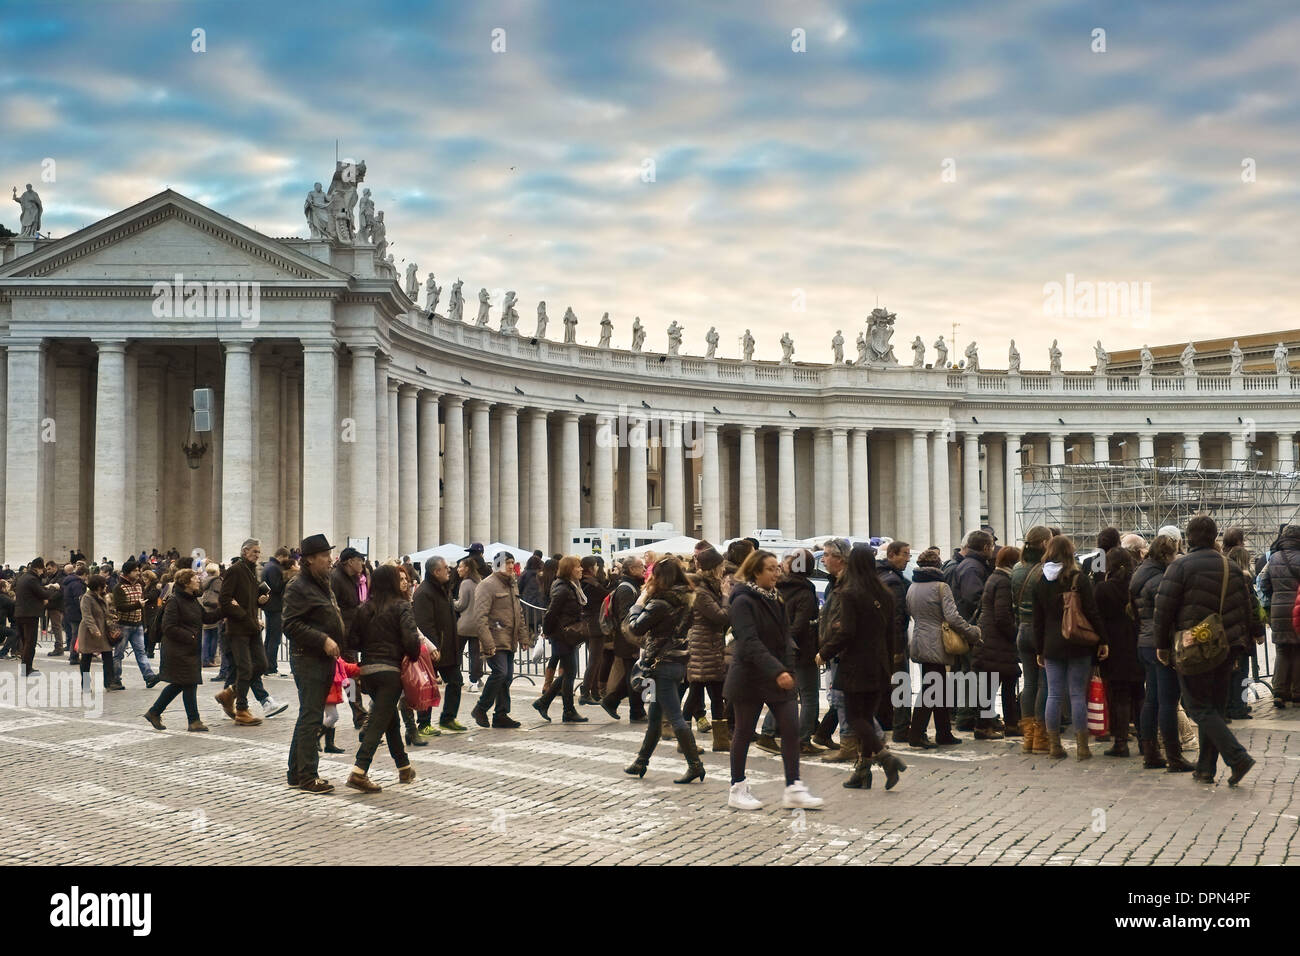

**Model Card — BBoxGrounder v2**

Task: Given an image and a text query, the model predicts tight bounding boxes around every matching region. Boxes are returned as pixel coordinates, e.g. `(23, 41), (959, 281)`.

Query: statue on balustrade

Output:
(831, 330), (845, 364)
(12, 184), (42, 239)
(705, 326), (719, 358)
(500, 291), (519, 334)
(358, 188), (375, 243)
(631, 316), (645, 351)
(475, 288), (492, 327)
(864, 307), (899, 365)
(384, 254), (397, 278)
(964, 340), (979, 372)
(1275, 342), (1290, 376)
(325, 159), (365, 243)
(535, 302), (549, 339)
(1140, 344), (1154, 375)
(1094, 339), (1109, 375)
(911, 335), (925, 368)
(1230, 340), (1244, 375)
(448, 279), (464, 322)
(742, 329), (755, 362)
(933, 335), (948, 368)
(667, 321), (683, 355)
(599, 312), (614, 348)
(405, 262), (419, 300)
(1008, 340), (1020, 373)
(424, 273), (441, 313)
(1049, 339), (1062, 374)
(856, 331), (869, 365)
(780, 332), (795, 364)
(1180, 341), (1197, 374)
(304, 183), (334, 241)
(371, 211), (387, 261)
(563, 307), (578, 344)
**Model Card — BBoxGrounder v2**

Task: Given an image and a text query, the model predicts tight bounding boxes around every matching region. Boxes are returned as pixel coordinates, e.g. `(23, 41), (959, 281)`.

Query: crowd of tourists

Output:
(3, 512), (1292, 806)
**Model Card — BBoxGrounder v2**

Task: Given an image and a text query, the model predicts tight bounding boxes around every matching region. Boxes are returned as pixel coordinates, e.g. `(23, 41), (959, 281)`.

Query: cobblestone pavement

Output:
(1, 656), (1296, 866)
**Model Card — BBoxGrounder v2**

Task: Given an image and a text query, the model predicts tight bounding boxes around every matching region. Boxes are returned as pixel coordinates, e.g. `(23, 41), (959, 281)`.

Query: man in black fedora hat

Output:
(283, 534), (344, 794)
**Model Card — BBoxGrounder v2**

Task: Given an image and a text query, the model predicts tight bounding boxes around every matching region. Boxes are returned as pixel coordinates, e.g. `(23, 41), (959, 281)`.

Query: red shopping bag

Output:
(401, 642), (441, 711)
(1086, 671), (1108, 736)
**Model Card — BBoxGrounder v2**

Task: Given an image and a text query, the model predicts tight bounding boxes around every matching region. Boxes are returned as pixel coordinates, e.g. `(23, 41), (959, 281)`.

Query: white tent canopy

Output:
(485, 542), (533, 564)
(613, 535), (700, 558)
(408, 542), (534, 569)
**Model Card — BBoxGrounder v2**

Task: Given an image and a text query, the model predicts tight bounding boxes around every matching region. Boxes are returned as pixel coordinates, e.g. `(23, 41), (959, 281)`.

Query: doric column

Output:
(931, 430), (951, 550)
(442, 397), (466, 543)
(662, 417), (684, 533)
(911, 429), (931, 547)
(398, 384), (419, 553)
(1182, 432), (1201, 464)
(778, 426), (797, 538)
(136, 360), (163, 552)
(813, 429), (832, 534)
(1230, 431), (1248, 471)
(418, 391), (441, 547)
(831, 428), (850, 534)
(738, 425), (758, 536)
(560, 411), (581, 545)
(1049, 432), (1066, 466)
(1005, 434), (1023, 545)
(282, 361), (301, 545)
(1277, 432), (1296, 473)
(498, 405), (521, 544)
(529, 410), (550, 549)
(850, 428), (869, 537)
(627, 415), (648, 530)
(894, 433), (911, 543)
(300, 342), (337, 543)
(468, 400), (492, 543)
(986, 435), (1005, 543)
(962, 432), (981, 537)
(348, 346), (378, 550)
(1138, 431), (1156, 463)
(593, 413), (615, 530)
(377, 356), (390, 561)
(7, 341), (45, 563)
(221, 341), (254, 562)
(1092, 432), (1109, 465)
(701, 422), (721, 543)
(387, 382), (399, 557)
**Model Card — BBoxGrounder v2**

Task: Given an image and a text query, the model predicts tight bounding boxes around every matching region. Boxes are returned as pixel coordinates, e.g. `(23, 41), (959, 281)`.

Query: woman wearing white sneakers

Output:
(725, 549), (824, 811)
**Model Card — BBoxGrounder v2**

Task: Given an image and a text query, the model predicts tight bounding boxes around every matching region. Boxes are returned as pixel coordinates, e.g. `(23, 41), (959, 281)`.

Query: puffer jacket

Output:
(819, 582), (893, 693)
(972, 567), (1019, 676)
(1009, 545), (1045, 626)
(1154, 547), (1254, 654)
(724, 582), (795, 704)
(470, 571), (530, 656)
(906, 567), (980, 666)
(626, 584), (694, 664)
(1130, 556), (1168, 649)
(609, 574), (643, 659)
(686, 573), (728, 683)
(1095, 575), (1142, 682)
(1261, 537), (1300, 645)
(62, 575), (87, 626)
(543, 578), (586, 653)
(1032, 566), (1106, 661)
(777, 574), (819, 666)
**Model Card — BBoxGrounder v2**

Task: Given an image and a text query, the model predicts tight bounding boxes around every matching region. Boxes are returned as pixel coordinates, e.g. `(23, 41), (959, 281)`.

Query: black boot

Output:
(350, 699), (368, 730)
(843, 755), (873, 789)
(402, 706), (427, 746)
(625, 719), (661, 777)
(1104, 699), (1131, 756)
(323, 726), (344, 753)
(1141, 738), (1168, 769)
(876, 747), (908, 790)
(672, 727), (705, 784)
(1163, 731), (1194, 773)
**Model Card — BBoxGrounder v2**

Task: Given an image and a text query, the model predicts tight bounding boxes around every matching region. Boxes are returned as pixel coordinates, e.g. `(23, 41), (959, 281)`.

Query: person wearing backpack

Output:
(600, 557), (647, 722)
(1154, 516), (1256, 786)
(1012, 526), (1051, 753)
(682, 547), (730, 752)
(1031, 535), (1108, 760)
(1260, 524), (1300, 708)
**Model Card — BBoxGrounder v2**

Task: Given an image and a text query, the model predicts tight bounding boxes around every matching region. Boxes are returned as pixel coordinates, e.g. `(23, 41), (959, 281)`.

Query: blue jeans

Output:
(1016, 623), (1046, 721)
(64, 617), (79, 657)
(477, 650), (514, 716)
(646, 660), (688, 732)
(1043, 656), (1089, 732)
(202, 625), (220, 665)
(824, 661), (853, 739)
(263, 609), (283, 672)
(1138, 645), (1180, 743)
(113, 624), (156, 682)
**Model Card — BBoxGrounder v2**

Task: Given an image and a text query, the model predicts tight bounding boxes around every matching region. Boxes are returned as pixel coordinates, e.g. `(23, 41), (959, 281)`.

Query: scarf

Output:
(572, 579), (588, 607)
(1043, 561), (1063, 582)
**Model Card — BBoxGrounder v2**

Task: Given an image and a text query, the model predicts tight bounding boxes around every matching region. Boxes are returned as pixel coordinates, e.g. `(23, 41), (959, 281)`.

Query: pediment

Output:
(0, 190), (352, 284)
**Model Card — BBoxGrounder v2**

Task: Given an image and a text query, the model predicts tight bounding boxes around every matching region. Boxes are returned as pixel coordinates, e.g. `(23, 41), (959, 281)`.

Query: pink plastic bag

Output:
(401, 642), (441, 711)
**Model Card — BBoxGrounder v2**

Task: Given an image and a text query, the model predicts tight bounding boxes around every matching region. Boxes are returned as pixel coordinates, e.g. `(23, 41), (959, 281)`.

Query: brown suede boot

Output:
(1075, 731), (1092, 761)
(398, 765), (416, 784)
(1047, 731), (1067, 759)
(821, 736), (860, 763)
(711, 718), (731, 753)
(1032, 720), (1051, 755)
(1020, 718), (1036, 754)
(233, 708), (263, 726)
(214, 686), (236, 719)
(542, 666), (556, 695)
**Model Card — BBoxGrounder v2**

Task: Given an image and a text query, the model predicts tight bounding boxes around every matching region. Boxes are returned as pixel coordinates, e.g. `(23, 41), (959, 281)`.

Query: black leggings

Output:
(843, 690), (884, 759)
(682, 681), (724, 721)
(80, 650), (114, 686)
(355, 671), (409, 773)
(732, 698), (800, 786)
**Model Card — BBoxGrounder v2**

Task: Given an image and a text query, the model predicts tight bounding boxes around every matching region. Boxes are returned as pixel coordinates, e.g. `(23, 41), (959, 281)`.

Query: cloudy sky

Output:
(3, 0), (1299, 364)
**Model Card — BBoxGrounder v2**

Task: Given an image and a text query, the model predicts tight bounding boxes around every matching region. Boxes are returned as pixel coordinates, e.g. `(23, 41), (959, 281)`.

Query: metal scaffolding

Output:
(1019, 460), (1300, 543)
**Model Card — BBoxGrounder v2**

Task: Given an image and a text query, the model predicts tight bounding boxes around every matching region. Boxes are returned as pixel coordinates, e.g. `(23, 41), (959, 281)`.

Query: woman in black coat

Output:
(725, 550), (824, 811)
(144, 569), (222, 732)
(534, 555), (589, 723)
(817, 544), (906, 790)
(1094, 547), (1142, 757)
(972, 547), (1022, 740)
